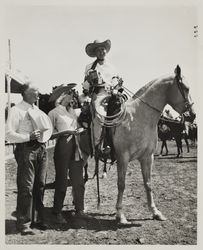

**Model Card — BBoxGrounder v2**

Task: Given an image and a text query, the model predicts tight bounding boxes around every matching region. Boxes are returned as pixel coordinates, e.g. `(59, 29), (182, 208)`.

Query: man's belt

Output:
(18, 140), (44, 147)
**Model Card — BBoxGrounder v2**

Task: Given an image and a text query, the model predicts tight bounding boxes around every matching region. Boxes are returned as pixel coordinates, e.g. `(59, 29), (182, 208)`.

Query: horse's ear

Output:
(174, 65), (181, 78)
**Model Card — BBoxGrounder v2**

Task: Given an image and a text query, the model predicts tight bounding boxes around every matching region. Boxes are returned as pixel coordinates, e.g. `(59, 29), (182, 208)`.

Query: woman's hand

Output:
(75, 127), (85, 135)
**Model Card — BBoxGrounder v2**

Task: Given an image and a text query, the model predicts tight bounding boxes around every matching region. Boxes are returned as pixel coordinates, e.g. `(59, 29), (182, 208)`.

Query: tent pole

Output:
(6, 75), (11, 118)
(7, 39), (12, 117)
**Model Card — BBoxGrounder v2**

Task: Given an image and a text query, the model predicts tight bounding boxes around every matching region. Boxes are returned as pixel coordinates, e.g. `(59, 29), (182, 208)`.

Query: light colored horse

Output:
(93, 65), (195, 224)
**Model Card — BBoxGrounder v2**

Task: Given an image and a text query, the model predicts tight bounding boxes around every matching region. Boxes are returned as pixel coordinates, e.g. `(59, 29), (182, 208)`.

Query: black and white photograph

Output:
(1, 0), (202, 247)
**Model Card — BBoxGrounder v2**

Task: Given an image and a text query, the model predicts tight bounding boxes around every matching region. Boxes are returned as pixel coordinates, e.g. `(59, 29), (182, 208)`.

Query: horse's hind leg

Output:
(140, 154), (167, 221)
(115, 154), (130, 224)
(164, 141), (168, 155)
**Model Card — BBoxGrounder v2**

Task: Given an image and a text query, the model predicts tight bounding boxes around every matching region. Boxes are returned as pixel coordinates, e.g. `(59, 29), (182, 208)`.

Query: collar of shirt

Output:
(20, 100), (36, 111)
(50, 105), (78, 132)
(5, 100), (36, 143)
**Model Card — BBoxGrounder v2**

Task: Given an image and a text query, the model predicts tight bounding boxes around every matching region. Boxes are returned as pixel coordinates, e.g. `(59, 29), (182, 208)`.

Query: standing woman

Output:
(48, 86), (90, 224)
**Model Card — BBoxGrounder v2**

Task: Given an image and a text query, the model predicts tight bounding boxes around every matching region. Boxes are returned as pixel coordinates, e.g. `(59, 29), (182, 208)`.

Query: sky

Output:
(2, 0), (201, 115)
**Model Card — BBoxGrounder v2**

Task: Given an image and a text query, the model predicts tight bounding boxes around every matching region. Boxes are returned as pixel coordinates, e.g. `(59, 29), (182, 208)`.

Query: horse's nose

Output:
(189, 108), (196, 122)
(191, 111), (196, 122)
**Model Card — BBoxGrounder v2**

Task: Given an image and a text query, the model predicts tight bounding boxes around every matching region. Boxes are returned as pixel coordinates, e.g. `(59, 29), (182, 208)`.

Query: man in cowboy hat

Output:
(48, 88), (90, 224)
(6, 82), (52, 235)
(83, 39), (122, 91)
(83, 39), (123, 159)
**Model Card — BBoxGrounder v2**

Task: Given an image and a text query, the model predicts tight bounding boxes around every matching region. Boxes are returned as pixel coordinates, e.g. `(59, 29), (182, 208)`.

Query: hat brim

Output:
(28, 109), (53, 143)
(85, 40), (111, 57)
(49, 83), (77, 102)
(38, 117), (53, 143)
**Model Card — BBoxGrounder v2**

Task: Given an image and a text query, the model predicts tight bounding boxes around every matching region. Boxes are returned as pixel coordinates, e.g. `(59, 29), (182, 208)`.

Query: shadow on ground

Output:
(5, 207), (144, 235)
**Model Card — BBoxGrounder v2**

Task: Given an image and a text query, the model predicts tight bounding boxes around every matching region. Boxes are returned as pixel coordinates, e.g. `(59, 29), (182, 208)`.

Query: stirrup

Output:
(102, 146), (111, 156)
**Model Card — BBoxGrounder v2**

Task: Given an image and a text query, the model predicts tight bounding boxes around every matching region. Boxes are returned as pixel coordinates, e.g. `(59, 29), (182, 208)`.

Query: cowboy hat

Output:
(49, 83), (77, 102)
(85, 39), (111, 57)
(28, 108), (53, 143)
(55, 92), (73, 106)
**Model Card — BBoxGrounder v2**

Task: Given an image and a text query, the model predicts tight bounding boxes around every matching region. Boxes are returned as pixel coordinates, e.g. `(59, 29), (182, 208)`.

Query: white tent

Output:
(5, 70), (30, 116)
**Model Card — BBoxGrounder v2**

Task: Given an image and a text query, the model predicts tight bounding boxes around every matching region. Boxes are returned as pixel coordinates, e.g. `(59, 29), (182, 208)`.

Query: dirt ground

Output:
(5, 140), (197, 245)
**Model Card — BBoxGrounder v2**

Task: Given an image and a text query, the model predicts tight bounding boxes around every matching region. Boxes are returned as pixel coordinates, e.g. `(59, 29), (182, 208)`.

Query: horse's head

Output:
(182, 110), (196, 123)
(167, 65), (196, 119)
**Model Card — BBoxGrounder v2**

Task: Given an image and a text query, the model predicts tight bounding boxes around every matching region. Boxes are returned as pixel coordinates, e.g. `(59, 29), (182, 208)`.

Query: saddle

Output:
(81, 59), (127, 162)
(95, 92), (127, 163)
(77, 92), (126, 163)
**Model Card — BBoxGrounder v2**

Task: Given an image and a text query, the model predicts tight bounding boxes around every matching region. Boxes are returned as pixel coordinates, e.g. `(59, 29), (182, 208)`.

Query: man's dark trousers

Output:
(14, 142), (47, 228)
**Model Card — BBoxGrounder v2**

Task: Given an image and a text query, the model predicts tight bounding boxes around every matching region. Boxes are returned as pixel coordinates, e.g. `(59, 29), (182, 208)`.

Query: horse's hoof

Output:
(102, 172), (107, 178)
(118, 220), (132, 225)
(116, 217), (131, 225)
(153, 213), (167, 221)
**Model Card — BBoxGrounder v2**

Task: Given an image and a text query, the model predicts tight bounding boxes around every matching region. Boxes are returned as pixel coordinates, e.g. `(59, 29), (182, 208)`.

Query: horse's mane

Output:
(132, 79), (157, 98)
(132, 75), (174, 99)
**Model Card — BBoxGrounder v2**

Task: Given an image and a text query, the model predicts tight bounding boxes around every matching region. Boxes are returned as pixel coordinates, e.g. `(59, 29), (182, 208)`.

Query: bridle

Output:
(133, 94), (162, 114)
(175, 76), (193, 111)
(132, 75), (193, 115)
(89, 66), (194, 121)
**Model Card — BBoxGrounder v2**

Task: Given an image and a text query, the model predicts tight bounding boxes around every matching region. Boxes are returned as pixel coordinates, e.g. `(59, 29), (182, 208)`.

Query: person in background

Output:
(5, 82), (51, 235)
(164, 109), (174, 119)
(48, 88), (90, 224)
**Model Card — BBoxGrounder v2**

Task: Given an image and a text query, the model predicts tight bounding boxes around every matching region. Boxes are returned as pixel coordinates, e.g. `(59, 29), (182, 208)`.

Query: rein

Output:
(94, 84), (162, 127)
(176, 78), (187, 102)
(124, 85), (162, 114)
(90, 68), (191, 126)
(133, 76), (191, 114)
(133, 94), (162, 114)
(122, 86), (135, 97)
(175, 66), (192, 110)
(160, 117), (183, 125)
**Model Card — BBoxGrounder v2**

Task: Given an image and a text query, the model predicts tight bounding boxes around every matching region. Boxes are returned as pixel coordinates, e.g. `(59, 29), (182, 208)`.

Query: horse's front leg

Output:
(140, 154), (167, 221)
(115, 155), (130, 224)
(185, 137), (190, 153)
(175, 138), (182, 157)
